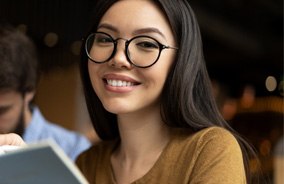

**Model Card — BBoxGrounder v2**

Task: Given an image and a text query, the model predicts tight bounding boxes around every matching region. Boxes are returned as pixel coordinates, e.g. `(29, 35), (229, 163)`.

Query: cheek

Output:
(88, 62), (99, 83)
(155, 56), (175, 92)
(150, 53), (175, 83)
(141, 64), (171, 94)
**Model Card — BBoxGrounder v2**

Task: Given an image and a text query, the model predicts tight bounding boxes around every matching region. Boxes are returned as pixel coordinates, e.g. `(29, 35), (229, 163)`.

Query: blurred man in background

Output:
(0, 23), (91, 161)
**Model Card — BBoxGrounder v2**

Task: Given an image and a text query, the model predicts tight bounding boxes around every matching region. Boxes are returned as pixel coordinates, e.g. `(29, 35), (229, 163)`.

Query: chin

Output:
(103, 104), (130, 115)
(101, 99), (132, 113)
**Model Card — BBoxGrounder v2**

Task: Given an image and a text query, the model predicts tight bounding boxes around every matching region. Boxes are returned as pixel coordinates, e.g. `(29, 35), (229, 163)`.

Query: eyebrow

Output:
(97, 23), (119, 32)
(97, 23), (166, 39)
(133, 28), (166, 39)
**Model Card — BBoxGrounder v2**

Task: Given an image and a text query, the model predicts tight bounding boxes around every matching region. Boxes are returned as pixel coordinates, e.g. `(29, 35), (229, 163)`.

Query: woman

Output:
(0, 0), (257, 183)
(76, 0), (256, 183)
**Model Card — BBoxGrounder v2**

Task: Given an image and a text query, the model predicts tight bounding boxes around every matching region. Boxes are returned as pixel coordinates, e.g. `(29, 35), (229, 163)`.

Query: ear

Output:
(24, 91), (35, 106)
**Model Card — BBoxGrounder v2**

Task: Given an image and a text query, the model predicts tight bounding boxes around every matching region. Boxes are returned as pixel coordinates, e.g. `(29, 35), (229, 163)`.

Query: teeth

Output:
(107, 79), (134, 87)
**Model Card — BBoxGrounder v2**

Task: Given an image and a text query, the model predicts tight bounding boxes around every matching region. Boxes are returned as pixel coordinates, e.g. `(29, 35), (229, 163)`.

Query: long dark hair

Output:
(80, 0), (119, 140)
(80, 0), (259, 183)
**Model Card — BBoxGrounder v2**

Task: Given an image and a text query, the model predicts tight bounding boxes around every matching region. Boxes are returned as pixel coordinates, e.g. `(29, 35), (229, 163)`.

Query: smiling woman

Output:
(0, 0), (261, 183)
(76, 0), (260, 184)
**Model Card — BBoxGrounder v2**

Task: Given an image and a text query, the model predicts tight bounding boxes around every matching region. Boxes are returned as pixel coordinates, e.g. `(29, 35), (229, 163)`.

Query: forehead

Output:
(99, 0), (173, 38)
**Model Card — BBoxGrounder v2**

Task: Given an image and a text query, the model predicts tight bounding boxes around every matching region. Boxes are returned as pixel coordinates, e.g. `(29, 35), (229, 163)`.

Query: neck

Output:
(111, 107), (172, 184)
(114, 111), (171, 165)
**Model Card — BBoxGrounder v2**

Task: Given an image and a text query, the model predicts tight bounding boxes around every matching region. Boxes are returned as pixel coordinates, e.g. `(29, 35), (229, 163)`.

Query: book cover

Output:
(0, 140), (89, 184)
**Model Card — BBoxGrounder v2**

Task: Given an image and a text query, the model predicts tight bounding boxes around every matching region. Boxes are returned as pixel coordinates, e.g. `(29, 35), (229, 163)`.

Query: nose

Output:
(108, 38), (132, 69)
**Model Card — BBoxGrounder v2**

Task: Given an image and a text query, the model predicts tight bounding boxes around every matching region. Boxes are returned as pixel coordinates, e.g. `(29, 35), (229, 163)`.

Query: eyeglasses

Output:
(85, 32), (178, 68)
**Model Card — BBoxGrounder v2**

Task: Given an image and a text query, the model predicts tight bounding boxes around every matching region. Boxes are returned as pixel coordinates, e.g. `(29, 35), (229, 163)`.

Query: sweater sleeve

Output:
(189, 127), (247, 184)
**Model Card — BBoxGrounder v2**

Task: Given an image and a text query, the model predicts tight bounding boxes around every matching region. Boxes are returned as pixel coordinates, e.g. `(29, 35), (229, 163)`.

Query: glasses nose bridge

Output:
(113, 37), (131, 60)
(114, 37), (129, 49)
(111, 37), (132, 66)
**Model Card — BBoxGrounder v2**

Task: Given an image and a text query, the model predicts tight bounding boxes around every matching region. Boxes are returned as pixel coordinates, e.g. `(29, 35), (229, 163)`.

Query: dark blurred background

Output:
(0, 0), (283, 183)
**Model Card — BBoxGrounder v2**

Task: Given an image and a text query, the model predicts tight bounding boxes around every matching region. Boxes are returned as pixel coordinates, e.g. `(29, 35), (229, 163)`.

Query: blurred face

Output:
(88, 0), (177, 116)
(0, 90), (24, 134)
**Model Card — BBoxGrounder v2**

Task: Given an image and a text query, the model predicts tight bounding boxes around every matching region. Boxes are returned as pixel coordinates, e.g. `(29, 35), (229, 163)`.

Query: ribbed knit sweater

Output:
(76, 127), (246, 184)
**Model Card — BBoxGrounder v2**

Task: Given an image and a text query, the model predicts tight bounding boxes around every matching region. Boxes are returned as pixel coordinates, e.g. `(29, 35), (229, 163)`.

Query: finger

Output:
(0, 133), (26, 146)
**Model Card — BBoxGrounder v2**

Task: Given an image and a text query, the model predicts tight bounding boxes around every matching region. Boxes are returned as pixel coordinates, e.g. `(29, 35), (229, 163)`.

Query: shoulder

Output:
(174, 127), (246, 183)
(166, 126), (244, 168)
(194, 126), (240, 146)
(41, 120), (89, 145)
(170, 126), (245, 169)
(172, 126), (240, 151)
(186, 126), (243, 160)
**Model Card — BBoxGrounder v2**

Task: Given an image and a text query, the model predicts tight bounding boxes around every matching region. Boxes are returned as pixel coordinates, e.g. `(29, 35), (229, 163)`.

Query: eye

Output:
(0, 105), (12, 115)
(136, 41), (159, 49)
(94, 34), (113, 45)
(133, 37), (160, 51)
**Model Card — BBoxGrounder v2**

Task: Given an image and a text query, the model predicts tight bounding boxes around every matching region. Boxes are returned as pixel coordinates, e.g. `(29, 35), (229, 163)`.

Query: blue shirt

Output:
(23, 107), (91, 161)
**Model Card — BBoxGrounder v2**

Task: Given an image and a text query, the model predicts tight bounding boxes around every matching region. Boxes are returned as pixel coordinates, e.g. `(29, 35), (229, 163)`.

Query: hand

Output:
(0, 133), (26, 146)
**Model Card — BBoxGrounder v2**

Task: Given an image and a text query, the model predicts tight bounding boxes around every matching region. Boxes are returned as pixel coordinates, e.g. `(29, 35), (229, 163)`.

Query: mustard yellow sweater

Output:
(76, 127), (246, 184)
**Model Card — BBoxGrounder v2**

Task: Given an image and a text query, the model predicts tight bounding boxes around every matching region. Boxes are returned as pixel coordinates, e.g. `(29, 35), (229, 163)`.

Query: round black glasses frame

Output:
(85, 32), (178, 68)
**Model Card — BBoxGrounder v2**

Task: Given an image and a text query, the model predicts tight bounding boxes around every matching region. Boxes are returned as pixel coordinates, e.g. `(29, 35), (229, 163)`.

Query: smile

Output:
(106, 79), (135, 87)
